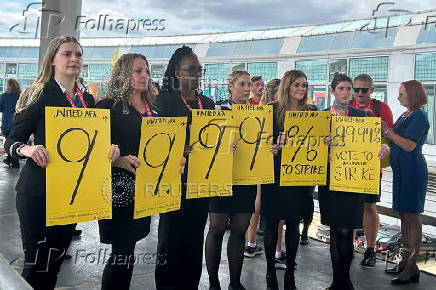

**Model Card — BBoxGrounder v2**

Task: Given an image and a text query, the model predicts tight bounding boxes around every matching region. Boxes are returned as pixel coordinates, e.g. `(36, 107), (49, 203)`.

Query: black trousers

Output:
(16, 194), (75, 290)
(155, 198), (209, 290)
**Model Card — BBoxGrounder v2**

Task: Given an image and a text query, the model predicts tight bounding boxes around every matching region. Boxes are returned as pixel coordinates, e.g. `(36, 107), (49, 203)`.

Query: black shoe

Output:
(64, 253), (73, 260)
(228, 283), (246, 290)
(244, 245), (263, 257)
(275, 251), (286, 269)
(360, 248), (376, 267)
(391, 269), (420, 284)
(300, 234), (309, 245)
(73, 229), (82, 237)
(3, 157), (11, 166)
(266, 275), (279, 290)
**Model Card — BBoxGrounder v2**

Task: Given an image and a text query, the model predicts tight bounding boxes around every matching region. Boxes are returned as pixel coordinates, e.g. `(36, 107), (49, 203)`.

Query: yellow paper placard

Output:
(330, 116), (381, 194)
(134, 117), (187, 218)
(280, 111), (330, 186)
(233, 104), (274, 185)
(45, 107), (112, 226)
(187, 109), (233, 198)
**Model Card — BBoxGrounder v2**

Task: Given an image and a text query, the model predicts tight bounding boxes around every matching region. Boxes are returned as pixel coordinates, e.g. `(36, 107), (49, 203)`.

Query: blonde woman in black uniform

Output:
(5, 36), (119, 290)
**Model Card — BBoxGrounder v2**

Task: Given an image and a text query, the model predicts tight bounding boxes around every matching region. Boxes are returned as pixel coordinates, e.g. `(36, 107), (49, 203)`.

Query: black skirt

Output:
(261, 183), (314, 221)
(209, 185), (257, 213)
(318, 167), (364, 229)
(99, 168), (151, 244)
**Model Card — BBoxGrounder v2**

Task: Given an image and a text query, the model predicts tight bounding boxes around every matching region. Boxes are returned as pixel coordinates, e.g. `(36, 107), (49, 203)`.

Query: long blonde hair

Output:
(276, 70), (310, 127)
(260, 78), (280, 105)
(105, 53), (155, 108)
(16, 36), (82, 113)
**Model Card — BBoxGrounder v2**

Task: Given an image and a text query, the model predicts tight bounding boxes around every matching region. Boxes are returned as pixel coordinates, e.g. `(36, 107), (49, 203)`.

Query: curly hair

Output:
(104, 53), (155, 108)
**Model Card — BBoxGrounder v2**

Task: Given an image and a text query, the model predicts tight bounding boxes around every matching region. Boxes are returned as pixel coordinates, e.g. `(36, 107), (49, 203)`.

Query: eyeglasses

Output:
(353, 88), (370, 93)
(177, 66), (206, 74)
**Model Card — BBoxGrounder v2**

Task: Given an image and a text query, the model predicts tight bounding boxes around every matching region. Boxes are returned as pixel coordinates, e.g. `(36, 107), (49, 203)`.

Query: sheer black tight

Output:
(205, 212), (251, 288)
(329, 227), (354, 289)
(264, 218), (300, 279)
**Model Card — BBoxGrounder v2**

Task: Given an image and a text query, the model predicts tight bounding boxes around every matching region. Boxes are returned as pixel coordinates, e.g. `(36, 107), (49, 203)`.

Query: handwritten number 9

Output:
(143, 133), (176, 195)
(199, 123), (226, 179)
(239, 117), (266, 170)
(57, 128), (98, 205)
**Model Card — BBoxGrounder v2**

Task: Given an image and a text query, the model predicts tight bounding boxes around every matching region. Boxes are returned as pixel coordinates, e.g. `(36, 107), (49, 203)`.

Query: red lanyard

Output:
(65, 83), (87, 108)
(331, 105), (349, 116)
(130, 99), (152, 117)
(180, 95), (203, 111)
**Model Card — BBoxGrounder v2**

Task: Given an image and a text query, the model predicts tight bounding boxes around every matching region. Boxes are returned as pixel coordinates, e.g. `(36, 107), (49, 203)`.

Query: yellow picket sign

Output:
(330, 116), (381, 194)
(280, 111), (330, 186)
(187, 109), (234, 199)
(134, 117), (187, 218)
(45, 107), (112, 226)
(233, 104), (274, 185)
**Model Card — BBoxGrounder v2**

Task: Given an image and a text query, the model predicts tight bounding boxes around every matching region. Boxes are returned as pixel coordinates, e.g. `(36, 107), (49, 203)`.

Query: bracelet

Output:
(16, 144), (26, 157)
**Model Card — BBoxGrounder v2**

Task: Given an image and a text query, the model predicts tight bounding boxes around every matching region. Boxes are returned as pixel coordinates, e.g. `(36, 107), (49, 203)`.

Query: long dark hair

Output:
(162, 45), (195, 93)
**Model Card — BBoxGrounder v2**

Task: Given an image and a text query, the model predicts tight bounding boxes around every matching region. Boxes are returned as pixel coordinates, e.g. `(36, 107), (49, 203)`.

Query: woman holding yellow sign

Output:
(153, 46), (215, 290)
(206, 71), (257, 290)
(319, 73), (389, 290)
(96, 53), (156, 290)
(4, 36), (119, 290)
(261, 70), (316, 290)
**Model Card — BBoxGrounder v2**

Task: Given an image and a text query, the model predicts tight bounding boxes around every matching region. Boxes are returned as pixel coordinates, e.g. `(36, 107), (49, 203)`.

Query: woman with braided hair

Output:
(153, 45), (215, 290)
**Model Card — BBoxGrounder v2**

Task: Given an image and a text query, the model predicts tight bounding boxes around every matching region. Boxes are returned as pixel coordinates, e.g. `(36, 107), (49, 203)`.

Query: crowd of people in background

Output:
(2, 36), (430, 290)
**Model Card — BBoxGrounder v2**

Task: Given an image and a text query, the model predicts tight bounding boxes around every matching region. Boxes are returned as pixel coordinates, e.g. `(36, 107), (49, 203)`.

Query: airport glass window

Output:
(131, 44), (192, 59)
(231, 63), (245, 72)
(5, 63), (17, 78)
(297, 35), (334, 53)
(329, 59), (347, 81)
(415, 53), (436, 82)
(373, 85), (387, 103)
(18, 63), (38, 78)
(0, 47), (38, 58)
(18, 79), (34, 90)
(424, 85), (435, 144)
(207, 39), (283, 57)
(351, 27), (397, 49)
(309, 85), (328, 110)
(0, 79), (3, 93)
(250, 39), (283, 55)
(247, 62), (277, 82)
(205, 63), (231, 84)
(330, 32), (354, 51)
(233, 41), (252, 56)
(417, 23), (436, 45)
(349, 57), (388, 82)
(0, 63), (5, 78)
(295, 59), (327, 83)
(151, 64), (165, 79)
(88, 63), (112, 81)
(83, 47), (117, 60)
(81, 64), (89, 78)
